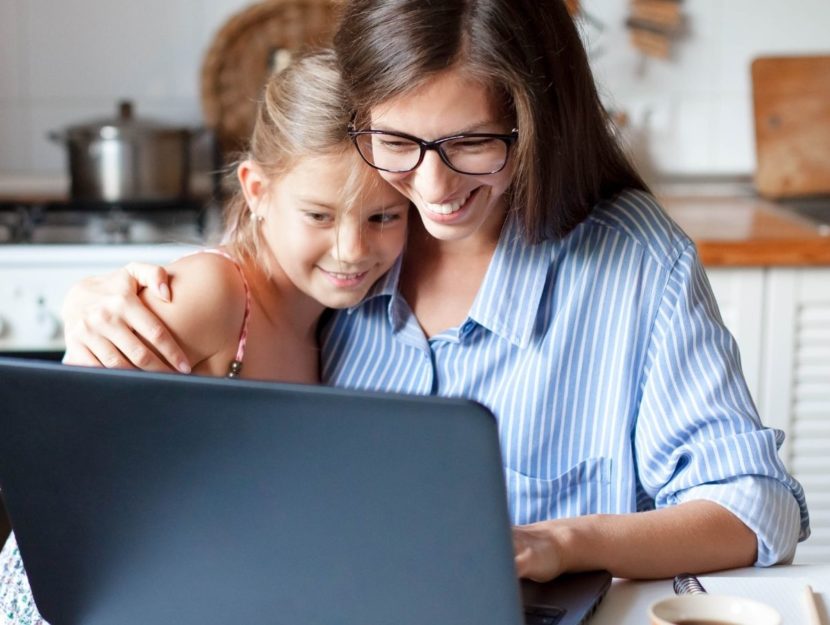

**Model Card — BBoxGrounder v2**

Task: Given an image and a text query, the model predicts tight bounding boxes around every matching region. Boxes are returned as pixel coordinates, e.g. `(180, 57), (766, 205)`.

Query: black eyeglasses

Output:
(348, 127), (519, 175)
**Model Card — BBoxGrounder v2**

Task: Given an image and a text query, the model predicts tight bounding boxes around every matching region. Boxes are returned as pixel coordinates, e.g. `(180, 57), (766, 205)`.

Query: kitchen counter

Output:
(2, 174), (829, 266)
(660, 194), (830, 266)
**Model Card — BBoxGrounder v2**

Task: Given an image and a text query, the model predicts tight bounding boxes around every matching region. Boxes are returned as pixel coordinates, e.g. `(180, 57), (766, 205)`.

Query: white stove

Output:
(0, 244), (202, 353)
(0, 200), (218, 353)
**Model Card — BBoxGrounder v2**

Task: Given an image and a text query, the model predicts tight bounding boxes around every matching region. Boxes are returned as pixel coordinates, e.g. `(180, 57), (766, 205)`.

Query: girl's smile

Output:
(317, 267), (371, 289)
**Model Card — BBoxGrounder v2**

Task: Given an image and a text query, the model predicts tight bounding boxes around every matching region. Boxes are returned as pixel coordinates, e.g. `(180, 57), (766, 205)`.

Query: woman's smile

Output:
(422, 188), (473, 215)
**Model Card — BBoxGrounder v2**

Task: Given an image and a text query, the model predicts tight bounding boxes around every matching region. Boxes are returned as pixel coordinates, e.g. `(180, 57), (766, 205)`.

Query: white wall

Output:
(587, 0), (830, 177)
(0, 0), (247, 175)
(0, 0), (828, 177)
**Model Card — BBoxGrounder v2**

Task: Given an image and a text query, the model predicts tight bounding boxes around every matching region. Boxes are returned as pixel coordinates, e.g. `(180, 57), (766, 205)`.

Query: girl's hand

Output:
(512, 521), (569, 582)
(61, 263), (191, 373)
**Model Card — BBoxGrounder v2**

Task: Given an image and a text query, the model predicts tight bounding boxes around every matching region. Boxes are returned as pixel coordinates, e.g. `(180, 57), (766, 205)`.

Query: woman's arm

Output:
(61, 263), (191, 372)
(513, 499), (758, 581)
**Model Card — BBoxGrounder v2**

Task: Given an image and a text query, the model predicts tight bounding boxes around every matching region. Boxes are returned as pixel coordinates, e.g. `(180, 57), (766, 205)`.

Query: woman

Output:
(61, 0), (808, 582)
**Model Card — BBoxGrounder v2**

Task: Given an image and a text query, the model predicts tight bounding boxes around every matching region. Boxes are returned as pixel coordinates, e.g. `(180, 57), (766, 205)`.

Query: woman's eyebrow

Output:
(372, 120), (501, 135)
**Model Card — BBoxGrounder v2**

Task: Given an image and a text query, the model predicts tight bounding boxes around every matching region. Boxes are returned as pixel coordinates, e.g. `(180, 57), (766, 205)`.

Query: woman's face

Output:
(240, 153), (409, 309)
(368, 69), (515, 244)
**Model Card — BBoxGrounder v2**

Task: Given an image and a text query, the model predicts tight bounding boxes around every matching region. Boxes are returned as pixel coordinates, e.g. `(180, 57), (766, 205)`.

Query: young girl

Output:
(68, 49), (406, 382)
(0, 49), (408, 624)
(62, 0), (808, 584)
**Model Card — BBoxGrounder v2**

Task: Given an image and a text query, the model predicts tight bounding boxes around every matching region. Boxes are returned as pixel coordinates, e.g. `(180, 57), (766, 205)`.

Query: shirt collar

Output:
(467, 211), (553, 348)
(346, 252), (405, 329)
(346, 212), (553, 346)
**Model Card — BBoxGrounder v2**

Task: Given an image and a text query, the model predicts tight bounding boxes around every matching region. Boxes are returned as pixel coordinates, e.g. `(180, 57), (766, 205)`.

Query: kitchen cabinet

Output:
(707, 266), (830, 563)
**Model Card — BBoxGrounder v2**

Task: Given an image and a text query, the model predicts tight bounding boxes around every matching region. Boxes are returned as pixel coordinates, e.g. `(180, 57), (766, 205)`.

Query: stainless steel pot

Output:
(49, 101), (198, 203)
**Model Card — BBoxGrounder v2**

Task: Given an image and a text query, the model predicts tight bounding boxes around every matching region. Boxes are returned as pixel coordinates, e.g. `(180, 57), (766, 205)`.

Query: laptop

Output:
(0, 357), (610, 625)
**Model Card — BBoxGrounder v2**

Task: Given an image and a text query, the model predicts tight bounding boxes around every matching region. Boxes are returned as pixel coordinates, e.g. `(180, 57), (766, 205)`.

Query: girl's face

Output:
(368, 68), (514, 244)
(240, 153), (409, 309)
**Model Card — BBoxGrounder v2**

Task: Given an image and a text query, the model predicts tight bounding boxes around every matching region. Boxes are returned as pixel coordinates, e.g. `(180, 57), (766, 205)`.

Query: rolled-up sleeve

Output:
(635, 243), (810, 565)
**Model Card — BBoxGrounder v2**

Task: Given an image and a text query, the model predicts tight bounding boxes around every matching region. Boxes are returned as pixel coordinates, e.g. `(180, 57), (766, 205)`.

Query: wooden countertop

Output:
(660, 194), (830, 266)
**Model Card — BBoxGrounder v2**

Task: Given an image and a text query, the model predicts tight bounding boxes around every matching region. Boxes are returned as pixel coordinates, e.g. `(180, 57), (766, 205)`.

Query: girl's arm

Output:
(134, 253), (248, 377)
(513, 499), (758, 581)
(62, 263), (191, 372)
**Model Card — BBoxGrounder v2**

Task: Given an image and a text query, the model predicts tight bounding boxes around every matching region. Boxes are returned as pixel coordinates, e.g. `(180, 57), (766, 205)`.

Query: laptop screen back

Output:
(0, 359), (524, 625)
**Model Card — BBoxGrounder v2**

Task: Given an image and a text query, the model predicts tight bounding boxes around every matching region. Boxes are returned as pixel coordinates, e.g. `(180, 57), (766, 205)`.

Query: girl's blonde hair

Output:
(223, 48), (369, 265)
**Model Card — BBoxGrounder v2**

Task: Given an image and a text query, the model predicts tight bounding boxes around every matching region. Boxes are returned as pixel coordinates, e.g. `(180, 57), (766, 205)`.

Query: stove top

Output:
(0, 199), (217, 245)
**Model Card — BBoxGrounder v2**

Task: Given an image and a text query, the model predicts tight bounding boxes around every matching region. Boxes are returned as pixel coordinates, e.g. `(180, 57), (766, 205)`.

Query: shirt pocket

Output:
(503, 457), (612, 524)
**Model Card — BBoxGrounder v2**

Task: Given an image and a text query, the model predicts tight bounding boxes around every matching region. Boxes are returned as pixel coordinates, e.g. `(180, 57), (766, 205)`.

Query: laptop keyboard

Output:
(524, 606), (565, 625)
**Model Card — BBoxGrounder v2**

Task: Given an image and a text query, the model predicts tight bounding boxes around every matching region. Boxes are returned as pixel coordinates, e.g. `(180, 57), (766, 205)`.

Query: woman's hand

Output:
(512, 501), (758, 582)
(513, 521), (571, 582)
(61, 262), (191, 373)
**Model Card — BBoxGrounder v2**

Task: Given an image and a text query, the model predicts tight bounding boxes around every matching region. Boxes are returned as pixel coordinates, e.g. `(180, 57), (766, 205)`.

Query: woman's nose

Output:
(410, 150), (459, 203)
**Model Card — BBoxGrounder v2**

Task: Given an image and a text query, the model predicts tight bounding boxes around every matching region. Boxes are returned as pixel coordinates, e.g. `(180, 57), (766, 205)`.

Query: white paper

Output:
(698, 575), (813, 625)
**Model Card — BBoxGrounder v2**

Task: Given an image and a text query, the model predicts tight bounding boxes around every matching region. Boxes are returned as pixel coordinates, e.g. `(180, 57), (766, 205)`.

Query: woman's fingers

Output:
(124, 262), (172, 302)
(64, 311), (141, 370)
(62, 344), (103, 367)
(121, 304), (190, 372)
(61, 265), (190, 373)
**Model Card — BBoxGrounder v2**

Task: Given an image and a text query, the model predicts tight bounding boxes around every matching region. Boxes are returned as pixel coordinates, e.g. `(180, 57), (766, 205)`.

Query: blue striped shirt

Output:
(321, 189), (810, 566)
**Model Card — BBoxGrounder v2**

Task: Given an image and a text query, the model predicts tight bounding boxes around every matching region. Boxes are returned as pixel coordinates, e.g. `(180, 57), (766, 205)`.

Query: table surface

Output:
(589, 563), (830, 624)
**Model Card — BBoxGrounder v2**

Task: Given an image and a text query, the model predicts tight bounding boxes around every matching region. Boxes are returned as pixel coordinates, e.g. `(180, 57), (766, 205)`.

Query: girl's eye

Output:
(305, 211), (334, 224)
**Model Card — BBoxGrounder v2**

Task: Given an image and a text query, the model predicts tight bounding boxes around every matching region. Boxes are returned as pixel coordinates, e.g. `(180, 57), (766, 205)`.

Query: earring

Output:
(252, 213), (264, 223)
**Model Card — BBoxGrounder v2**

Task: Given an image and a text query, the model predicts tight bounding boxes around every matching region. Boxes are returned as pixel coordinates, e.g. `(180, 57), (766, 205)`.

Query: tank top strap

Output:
(178, 248), (252, 378)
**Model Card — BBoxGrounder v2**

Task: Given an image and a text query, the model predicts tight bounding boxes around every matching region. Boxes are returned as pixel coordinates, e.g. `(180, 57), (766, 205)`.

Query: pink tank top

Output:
(181, 249), (252, 378)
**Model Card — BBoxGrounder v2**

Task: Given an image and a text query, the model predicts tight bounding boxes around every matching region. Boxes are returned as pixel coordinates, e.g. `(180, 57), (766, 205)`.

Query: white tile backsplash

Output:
(711, 95), (756, 174)
(27, 0), (202, 101)
(589, 0), (830, 176)
(0, 0), (22, 101)
(649, 96), (717, 174)
(0, 104), (32, 172)
(1, 0), (829, 178)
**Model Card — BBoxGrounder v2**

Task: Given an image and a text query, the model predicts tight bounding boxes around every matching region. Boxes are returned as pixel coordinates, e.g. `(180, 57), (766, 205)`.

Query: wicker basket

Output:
(200, 0), (341, 156)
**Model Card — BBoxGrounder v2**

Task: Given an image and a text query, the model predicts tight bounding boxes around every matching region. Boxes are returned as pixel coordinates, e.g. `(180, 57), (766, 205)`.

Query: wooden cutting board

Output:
(752, 55), (830, 199)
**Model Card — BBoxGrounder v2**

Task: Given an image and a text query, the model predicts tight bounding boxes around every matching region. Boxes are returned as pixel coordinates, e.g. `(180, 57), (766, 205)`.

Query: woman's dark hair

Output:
(334, 0), (648, 243)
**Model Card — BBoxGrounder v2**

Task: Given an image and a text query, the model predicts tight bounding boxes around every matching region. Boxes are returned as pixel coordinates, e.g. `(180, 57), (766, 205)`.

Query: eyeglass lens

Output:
(354, 133), (510, 174)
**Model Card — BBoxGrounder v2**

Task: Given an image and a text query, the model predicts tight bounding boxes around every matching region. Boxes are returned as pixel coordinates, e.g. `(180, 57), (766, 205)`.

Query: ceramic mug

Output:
(648, 594), (781, 625)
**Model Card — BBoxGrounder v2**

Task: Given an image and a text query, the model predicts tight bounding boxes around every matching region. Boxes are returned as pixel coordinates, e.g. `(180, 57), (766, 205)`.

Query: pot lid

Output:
(64, 101), (190, 139)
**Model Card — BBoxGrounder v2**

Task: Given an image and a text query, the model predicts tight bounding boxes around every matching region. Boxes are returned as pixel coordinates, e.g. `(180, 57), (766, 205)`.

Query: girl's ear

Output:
(237, 160), (267, 215)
